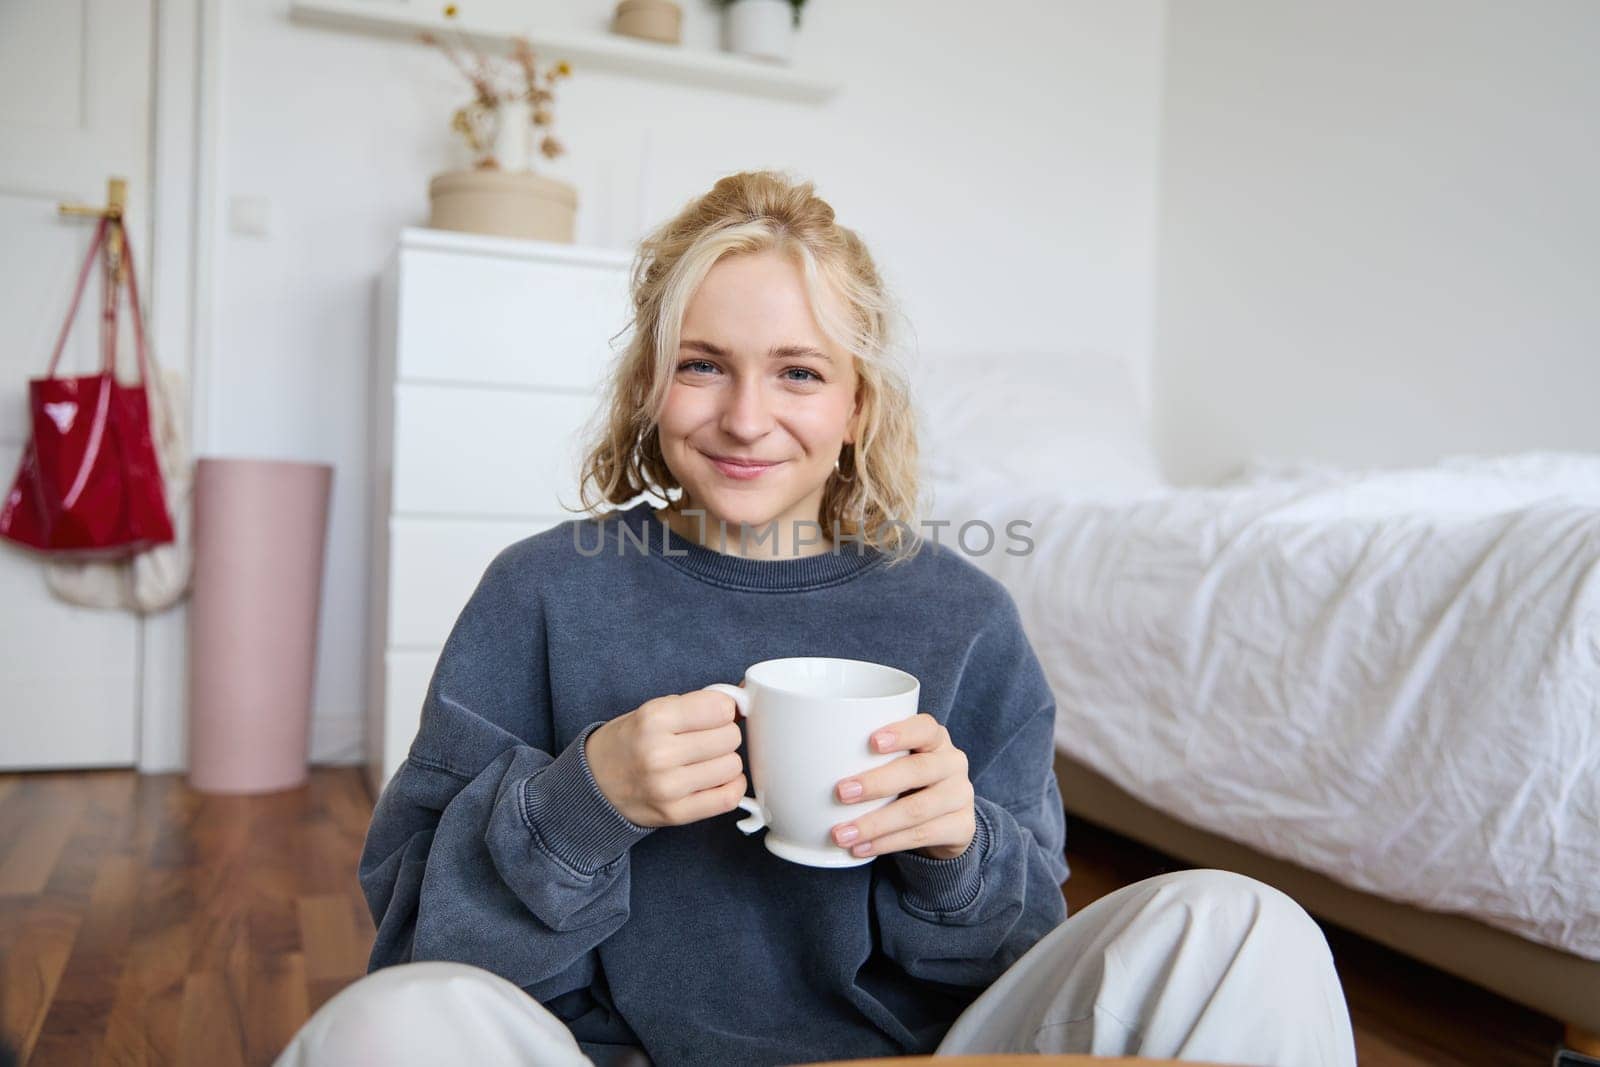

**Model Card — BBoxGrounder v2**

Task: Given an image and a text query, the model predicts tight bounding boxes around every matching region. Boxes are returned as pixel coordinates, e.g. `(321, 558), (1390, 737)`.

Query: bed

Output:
(911, 351), (1600, 1042)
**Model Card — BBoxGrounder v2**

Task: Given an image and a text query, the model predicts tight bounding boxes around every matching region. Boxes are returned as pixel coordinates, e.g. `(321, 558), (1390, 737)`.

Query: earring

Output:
(834, 444), (856, 483)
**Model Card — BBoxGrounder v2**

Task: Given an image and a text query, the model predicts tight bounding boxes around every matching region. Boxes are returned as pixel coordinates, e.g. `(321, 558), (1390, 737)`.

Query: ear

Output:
(844, 382), (864, 446)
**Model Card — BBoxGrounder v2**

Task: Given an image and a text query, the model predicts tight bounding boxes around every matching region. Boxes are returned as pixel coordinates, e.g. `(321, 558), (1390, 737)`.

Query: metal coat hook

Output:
(57, 176), (129, 287)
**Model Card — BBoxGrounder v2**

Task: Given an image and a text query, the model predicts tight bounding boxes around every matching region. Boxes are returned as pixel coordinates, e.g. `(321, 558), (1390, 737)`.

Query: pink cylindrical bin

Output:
(187, 458), (334, 794)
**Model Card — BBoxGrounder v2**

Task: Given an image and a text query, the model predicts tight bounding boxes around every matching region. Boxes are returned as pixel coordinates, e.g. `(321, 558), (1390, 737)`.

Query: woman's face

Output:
(657, 249), (859, 544)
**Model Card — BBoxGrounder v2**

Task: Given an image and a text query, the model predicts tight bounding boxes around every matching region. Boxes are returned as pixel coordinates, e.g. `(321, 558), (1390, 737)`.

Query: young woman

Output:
(276, 172), (1356, 1067)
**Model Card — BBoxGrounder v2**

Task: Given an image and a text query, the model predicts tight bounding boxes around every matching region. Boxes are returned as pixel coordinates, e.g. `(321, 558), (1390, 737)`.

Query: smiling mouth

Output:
(703, 452), (784, 479)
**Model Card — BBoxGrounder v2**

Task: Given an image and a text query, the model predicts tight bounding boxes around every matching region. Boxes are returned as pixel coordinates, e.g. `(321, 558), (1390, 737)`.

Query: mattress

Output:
(933, 452), (1600, 960)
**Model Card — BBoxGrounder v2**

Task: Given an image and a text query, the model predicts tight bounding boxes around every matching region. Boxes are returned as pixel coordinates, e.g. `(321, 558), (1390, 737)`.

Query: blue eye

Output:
(783, 367), (823, 383)
(678, 360), (718, 375)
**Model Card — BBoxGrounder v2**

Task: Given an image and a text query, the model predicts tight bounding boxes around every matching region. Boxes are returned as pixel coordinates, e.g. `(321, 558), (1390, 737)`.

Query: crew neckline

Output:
(608, 501), (887, 592)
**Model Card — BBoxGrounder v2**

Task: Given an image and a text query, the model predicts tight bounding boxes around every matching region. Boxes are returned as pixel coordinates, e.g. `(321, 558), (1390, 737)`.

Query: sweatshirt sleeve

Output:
(871, 587), (1069, 989)
(358, 543), (654, 992)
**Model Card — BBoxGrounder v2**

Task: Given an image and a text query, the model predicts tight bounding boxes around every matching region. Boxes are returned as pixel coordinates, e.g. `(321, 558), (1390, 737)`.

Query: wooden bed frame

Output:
(1053, 753), (1600, 1053)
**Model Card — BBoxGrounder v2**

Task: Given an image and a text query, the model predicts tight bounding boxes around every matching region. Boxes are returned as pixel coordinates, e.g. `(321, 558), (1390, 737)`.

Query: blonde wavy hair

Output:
(573, 170), (924, 563)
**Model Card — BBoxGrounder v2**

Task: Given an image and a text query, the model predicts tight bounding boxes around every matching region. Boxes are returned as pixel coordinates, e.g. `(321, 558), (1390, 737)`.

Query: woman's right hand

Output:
(585, 689), (747, 828)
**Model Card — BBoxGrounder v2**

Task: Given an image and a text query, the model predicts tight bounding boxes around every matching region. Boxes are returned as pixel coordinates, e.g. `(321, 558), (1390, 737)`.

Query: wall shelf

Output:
(289, 0), (840, 104)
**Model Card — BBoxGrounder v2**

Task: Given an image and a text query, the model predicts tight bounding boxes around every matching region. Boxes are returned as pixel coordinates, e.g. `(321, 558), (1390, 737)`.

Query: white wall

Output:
(1151, 0), (1600, 485)
(204, 0), (1167, 762)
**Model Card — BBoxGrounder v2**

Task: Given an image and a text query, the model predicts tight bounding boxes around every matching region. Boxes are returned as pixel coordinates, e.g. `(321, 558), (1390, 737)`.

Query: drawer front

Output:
(393, 384), (598, 517)
(397, 247), (631, 392)
(388, 515), (564, 649)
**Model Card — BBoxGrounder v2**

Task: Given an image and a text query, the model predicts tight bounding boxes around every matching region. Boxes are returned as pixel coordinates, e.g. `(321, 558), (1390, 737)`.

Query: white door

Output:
(0, 1), (156, 769)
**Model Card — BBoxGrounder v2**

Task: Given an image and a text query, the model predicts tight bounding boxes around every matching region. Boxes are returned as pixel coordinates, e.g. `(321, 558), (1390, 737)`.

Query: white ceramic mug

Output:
(703, 656), (920, 868)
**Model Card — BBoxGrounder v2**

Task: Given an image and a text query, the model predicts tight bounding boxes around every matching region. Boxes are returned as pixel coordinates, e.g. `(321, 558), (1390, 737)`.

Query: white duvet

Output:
(935, 452), (1600, 960)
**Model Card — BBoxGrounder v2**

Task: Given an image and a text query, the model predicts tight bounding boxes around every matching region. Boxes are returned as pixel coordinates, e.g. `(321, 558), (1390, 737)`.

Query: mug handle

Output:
(701, 683), (765, 835)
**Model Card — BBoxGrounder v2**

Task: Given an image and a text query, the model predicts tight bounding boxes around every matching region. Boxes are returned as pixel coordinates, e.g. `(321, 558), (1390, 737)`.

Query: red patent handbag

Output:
(0, 215), (175, 557)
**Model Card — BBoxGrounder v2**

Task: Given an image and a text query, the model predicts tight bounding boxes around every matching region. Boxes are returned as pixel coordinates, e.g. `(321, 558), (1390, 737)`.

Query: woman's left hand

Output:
(831, 713), (976, 861)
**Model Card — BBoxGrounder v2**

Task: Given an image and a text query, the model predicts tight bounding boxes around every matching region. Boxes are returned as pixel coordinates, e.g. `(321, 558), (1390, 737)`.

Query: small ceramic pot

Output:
(723, 0), (794, 64)
(490, 99), (532, 172)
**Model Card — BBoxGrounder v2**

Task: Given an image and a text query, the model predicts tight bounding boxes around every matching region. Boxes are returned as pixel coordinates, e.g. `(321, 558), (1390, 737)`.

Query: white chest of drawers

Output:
(366, 227), (632, 795)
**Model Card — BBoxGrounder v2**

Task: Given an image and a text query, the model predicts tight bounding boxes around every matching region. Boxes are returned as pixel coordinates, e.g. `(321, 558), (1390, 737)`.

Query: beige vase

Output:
(427, 169), (578, 244)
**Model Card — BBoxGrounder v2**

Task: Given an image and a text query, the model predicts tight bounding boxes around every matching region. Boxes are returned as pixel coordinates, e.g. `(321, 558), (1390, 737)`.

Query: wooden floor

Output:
(0, 768), (1566, 1065)
(0, 768), (374, 1066)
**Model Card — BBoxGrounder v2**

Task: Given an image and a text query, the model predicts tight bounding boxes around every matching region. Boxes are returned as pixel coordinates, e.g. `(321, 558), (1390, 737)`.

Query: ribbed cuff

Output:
(521, 721), (654, 876)
(892, 801), (991, 914)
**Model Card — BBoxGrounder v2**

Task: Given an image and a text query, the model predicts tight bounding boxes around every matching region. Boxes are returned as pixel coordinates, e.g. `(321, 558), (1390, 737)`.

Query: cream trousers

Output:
(276, 869), (1357, 1066)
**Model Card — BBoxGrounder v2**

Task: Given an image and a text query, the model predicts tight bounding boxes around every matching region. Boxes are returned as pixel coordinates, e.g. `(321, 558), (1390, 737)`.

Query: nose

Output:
(718, 375), (775, 442)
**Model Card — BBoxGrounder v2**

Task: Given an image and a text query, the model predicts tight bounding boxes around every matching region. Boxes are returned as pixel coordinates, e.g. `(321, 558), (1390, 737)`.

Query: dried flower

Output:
(421, 4), (572, 170)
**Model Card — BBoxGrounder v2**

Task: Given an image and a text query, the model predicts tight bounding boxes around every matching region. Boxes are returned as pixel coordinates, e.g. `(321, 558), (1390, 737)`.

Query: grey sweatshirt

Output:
(358, 500), (1069, 1066)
